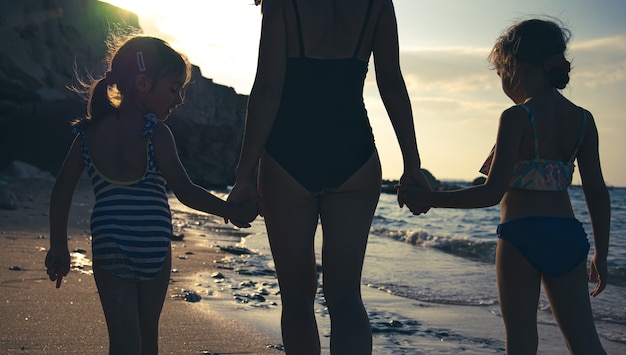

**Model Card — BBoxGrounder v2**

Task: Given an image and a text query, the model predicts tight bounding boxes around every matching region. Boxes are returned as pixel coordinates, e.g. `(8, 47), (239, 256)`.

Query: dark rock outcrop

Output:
(472, 176), (487, 186)
(166, 66), (247, 187)
(0, 0), (246, 187)
(381, 169), (471, 194)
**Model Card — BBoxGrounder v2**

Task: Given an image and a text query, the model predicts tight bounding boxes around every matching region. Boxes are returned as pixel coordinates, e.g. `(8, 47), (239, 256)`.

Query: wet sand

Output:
(0, 176), (282, 354)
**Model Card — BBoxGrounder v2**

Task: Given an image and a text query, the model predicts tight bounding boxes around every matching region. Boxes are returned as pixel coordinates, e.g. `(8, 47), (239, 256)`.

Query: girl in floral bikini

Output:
(397, 18), (610, 354)
(45, 34), (258, 354)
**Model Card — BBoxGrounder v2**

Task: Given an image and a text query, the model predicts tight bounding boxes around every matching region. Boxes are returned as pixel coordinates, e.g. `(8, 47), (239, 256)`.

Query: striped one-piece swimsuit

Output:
(75, 113), (172, 281)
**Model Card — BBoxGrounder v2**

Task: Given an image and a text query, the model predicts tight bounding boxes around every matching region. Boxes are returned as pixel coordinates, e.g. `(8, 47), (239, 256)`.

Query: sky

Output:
(101, 0), (626, 187)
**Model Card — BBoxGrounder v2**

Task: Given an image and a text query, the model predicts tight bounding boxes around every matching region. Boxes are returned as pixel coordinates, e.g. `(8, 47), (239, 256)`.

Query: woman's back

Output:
(262, 0), (388, 193)
(281, 0), (384, 61)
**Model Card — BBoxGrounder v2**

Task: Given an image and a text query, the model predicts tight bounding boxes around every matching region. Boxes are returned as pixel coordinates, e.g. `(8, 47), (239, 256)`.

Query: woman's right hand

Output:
(226, 179), (262, 228)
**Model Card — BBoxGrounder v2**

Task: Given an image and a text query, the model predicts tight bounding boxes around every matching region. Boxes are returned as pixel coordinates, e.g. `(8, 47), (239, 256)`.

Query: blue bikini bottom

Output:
(497, 216), (590, 277)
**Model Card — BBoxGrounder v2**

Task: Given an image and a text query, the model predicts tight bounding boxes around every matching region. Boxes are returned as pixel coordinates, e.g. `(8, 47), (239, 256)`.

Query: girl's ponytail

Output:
(87, 77), (116, 121)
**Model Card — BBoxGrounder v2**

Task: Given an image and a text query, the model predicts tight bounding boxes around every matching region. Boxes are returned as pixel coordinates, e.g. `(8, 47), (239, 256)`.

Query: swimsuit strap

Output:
(567, 109), (588, 163)
(519, 104), (541, 158)
(290, 0), (373, 59)
(141, 113), (160, 171)
(290, 0), (305, 57)
(352, 0), (374, 58)
(142, 113), (158, 138)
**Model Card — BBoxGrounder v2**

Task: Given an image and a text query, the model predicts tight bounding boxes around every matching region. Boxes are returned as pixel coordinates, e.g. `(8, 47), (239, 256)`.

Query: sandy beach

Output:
(0, 176), (283, 354)
(2, 175), (624, 354)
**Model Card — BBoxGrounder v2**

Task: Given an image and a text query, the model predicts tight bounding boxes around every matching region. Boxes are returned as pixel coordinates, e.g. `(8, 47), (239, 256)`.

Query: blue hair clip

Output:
(137, 51), (146, 72)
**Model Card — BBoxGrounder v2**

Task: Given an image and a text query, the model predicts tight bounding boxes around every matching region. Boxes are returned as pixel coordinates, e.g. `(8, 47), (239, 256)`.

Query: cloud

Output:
(569, 35), (626, 88)
(571, 35), (626, 51)
(395, 47), (500, 95)
(364, 46), (509, 119)
(394, 35), (626, 94)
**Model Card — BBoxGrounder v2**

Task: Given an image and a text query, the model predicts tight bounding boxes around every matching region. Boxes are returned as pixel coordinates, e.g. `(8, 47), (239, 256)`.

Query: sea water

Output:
(170, 184), (626, 353)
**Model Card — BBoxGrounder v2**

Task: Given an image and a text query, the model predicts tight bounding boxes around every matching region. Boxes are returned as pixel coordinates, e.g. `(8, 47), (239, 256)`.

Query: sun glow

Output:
(99, 0), (262, 94)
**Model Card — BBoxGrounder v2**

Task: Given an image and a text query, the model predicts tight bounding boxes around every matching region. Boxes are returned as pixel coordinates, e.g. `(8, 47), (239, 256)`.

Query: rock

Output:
(166, 66), (247, 187)
(381, 169), (467, 193)
(420, 169), (440, 189)
(472, 176), (487, 185)
(4, 161), (54, 180)
(183, 291), (202, 303)
(0, 1), (139, 93)
(380, 168), (440, 194)
(211, 272), (225, 279)
(0, 0), (247, 188)
(0, 79), (40, 104)
(0, 188), (18, 210)
(267, 344), (285, 351)
(0, 100), (20, 116)
(35, 87), (66, 101)
(218, 245), (252, 255)
(387, 320), (403, 328)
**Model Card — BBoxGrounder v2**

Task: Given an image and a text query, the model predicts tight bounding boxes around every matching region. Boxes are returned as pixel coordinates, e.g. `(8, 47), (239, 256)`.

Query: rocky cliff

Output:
(0, 0), (247, 187)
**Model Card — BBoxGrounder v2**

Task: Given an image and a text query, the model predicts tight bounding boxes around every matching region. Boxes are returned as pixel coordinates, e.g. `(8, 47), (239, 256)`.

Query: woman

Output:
(228, 0), (431, 353)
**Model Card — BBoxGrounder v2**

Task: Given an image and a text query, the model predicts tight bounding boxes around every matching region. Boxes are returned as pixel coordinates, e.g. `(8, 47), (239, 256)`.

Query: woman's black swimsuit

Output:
(264, 0), (376, 194)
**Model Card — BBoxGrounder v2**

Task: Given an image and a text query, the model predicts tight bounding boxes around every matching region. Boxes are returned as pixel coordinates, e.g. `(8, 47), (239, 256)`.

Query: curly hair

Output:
(488, 18), (572, 89)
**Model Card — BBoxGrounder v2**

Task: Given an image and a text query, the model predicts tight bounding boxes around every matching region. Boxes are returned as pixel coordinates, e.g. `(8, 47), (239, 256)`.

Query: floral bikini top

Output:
(479, 104), (587, 191)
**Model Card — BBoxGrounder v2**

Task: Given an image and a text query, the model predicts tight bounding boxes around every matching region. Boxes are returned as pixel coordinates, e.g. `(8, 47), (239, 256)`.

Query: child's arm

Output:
(47, 136), (84, 288)
(397, 106), (525, 212)
(576, 112), (610, 297)
(152, 124), (258, 226)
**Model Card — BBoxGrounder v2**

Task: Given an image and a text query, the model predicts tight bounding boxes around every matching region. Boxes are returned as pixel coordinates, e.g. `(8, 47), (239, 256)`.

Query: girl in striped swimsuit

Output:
(45, 34), (258, 354)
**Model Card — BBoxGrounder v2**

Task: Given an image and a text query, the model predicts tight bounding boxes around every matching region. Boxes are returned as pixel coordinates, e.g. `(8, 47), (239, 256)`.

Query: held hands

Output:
(45, 246), (70, 288)
(229, 197), (260, 228)
(395, 169), (433, 215)
(225, 179), (262, 228)
(589, 254), (608, 297)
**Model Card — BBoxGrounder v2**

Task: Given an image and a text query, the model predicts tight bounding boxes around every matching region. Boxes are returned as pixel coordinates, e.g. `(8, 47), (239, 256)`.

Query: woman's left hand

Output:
(396, 169), (432, 215)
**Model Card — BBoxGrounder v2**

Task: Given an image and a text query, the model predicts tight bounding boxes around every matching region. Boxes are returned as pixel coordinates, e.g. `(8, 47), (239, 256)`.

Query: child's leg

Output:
(542, 261), (607, 355)
(496, 239), (542, 355)
(94, 250), (171, 355)
(137, 250), (171, 355)
(93, 266), (141, 355)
